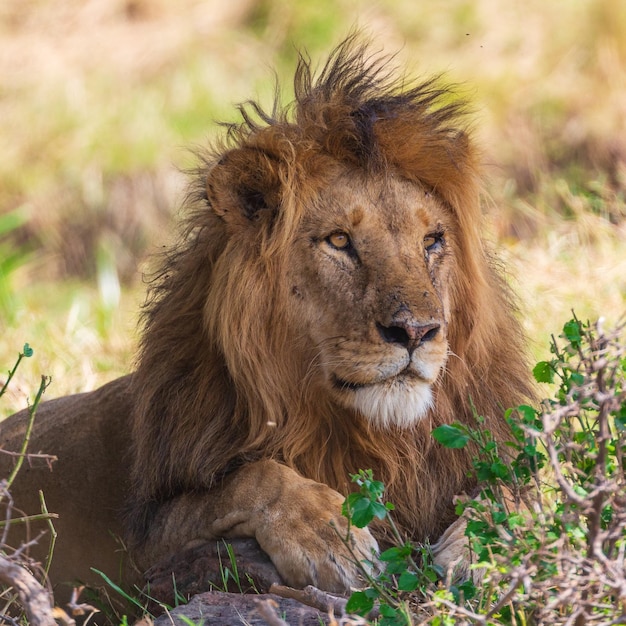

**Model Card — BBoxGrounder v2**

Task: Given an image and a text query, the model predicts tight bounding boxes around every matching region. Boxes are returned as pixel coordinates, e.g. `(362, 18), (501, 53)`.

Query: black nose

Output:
(377, 319), (440, 352)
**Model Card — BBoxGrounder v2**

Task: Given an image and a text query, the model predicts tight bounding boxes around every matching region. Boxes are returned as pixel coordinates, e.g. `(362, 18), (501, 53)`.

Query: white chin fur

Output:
(349, 381), (433, 429)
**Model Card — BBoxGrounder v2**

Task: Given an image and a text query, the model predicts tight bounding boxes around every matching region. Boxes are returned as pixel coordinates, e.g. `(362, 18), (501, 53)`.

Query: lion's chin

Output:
(339, 379), (433, 429)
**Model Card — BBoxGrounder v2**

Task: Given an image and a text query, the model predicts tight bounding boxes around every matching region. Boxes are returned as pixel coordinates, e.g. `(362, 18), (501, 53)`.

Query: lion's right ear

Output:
(205, 147), (283, 227)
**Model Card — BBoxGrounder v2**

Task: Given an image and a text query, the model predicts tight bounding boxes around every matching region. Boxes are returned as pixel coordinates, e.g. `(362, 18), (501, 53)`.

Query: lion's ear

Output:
(206, 147), (282, 226)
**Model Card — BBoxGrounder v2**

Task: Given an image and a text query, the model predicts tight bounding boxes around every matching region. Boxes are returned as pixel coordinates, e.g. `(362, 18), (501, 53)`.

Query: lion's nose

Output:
(377, 317), (440, 353)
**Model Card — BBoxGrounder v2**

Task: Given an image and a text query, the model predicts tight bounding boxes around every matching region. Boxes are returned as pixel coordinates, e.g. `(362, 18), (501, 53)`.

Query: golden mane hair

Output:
(127, 37), (533, 547)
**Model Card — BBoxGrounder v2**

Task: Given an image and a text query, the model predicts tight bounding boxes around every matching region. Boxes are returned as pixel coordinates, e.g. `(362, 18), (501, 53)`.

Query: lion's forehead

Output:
(299, 172), (451, 256)
(315, 170), (444, 223)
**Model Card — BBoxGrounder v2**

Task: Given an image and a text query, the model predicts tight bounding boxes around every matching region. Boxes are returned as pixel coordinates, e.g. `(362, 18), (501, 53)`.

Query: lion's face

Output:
(286, 166), (452, 429)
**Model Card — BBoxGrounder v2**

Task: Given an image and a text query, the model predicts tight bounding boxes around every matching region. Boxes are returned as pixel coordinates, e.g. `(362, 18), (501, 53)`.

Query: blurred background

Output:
(1, 0), (625, 408)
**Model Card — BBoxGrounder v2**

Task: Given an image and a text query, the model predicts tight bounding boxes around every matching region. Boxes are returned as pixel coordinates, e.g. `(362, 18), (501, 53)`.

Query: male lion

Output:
(1, 38), (533, 611)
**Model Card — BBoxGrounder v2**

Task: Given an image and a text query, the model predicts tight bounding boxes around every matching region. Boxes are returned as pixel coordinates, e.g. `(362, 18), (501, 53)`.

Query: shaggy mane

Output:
(128, 36), (533, 548)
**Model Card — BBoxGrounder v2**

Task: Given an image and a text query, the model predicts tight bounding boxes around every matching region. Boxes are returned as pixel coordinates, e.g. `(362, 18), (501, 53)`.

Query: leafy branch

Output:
(342, 316), (626, 625)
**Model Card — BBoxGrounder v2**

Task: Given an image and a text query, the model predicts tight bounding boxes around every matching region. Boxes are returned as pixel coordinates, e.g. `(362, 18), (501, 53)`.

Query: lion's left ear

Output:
(206, 147), (283, 226)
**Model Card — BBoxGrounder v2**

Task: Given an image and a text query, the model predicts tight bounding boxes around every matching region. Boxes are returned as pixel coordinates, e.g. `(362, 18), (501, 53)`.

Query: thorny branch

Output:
(413, 319), (626, 626)
(509, 320), (626, 625)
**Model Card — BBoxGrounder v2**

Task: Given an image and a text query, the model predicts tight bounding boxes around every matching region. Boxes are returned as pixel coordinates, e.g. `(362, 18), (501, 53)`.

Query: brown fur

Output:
(128, 37), (532, 550)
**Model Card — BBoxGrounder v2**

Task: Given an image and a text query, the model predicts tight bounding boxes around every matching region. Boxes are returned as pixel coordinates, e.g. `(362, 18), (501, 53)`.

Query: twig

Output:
(0, 554), (55, 626)
(10, 530), (47, 560)
(254, 598), (290, 626)
(269, 583), (348, 616)
(542, 409), (586, 506)
(0, 450), (57, 466)
(0, 511), (59, 529)
(66, 586), (99, 623)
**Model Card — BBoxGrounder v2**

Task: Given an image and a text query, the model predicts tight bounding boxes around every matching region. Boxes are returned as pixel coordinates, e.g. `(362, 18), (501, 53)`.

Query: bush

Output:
(343, 316), (626, 625)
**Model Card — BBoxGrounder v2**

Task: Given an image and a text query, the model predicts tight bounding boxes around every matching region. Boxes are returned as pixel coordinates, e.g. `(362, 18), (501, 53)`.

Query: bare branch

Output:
(269, 583), (348, 616)
(0, 555), (55, 626)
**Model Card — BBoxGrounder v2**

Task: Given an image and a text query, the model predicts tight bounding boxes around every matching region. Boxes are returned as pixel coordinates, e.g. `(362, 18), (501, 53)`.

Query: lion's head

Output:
(208, 155), (454, 430)
(129, 37), (533, 545)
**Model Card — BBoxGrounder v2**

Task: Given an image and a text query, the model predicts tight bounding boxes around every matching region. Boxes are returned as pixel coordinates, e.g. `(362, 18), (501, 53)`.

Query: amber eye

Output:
(424, 232), (444, 253)
(326, 232), (351, 250)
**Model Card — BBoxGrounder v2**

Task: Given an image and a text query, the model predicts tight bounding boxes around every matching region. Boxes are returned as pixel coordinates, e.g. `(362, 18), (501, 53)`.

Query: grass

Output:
(1, 2), (625, 390)
(1, 280), (137, 415)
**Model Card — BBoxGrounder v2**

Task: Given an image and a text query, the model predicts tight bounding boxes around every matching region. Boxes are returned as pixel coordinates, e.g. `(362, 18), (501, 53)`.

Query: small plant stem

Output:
(384, 507), (421, 573)
(331, 520), (397, 608)
(6, 375), (51, 490)
(0, 351), (25, 400)
(0, 511), (59, 528)
(39, 491), (57, 576)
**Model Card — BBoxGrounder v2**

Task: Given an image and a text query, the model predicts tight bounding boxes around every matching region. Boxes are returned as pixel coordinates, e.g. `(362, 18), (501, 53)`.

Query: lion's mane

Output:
(128, 38), (533, 548)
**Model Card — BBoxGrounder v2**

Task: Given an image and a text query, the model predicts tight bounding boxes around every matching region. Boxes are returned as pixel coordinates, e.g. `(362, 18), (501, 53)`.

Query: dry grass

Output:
(1, 0), (625, 403)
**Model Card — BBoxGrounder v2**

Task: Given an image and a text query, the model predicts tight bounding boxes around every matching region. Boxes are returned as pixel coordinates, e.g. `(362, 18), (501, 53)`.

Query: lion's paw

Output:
(431, 514), (482, 584)
(254, 482), (379, 594)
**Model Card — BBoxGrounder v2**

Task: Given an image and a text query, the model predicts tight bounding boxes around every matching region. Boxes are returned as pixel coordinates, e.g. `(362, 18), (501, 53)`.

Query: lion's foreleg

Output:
(134, 459), (378, 594)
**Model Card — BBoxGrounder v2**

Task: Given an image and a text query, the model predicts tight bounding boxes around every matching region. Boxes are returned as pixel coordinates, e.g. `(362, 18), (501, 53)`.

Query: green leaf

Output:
(370, 500), (389, 521)
(397, 570), (420, 591)
(342, 492), (359, 519)
(349, 497), (375, 527)
(533, 360), (554, 383)
(562, 319), (582, 348)
(516, 404), (538, 424)
(491, 460), (511, 480)
(380, 545), (412, 561)
(349, 497), (385, 528)
(346, 590), (375, 615)
(466, 518), (489, 535)
(508, 513), (526, 530)
(432, 424), (469, 449)
(22, 343), (33, 358)
(492, 510), (508, 524)
(378, 603), (399, 619)
(422, 565), (440, 582)
(457, 579), (477, 601)
(569, 372), (585, 386)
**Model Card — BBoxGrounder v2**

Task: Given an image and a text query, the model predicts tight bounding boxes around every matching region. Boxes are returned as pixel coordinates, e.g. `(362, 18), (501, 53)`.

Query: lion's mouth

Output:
(330, 368), (435, 427)
(331, 369), (418, 392)
(332, 375), (367, 391)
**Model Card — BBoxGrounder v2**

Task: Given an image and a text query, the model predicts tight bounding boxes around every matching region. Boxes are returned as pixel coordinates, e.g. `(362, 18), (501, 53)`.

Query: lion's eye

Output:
(326, 232), (352, 250)
(424, 232), (444, 253)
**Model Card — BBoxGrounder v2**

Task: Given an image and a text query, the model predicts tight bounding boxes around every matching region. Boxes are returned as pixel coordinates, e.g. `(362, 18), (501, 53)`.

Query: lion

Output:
(1, 37), (533, 613)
